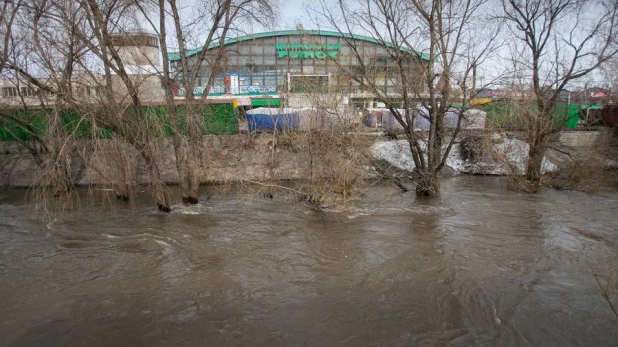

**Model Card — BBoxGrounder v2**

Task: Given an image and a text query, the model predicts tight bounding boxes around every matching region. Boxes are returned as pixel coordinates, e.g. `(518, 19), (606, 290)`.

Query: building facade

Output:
(0, 33), (165, 108)
(168, 30), (430, 108)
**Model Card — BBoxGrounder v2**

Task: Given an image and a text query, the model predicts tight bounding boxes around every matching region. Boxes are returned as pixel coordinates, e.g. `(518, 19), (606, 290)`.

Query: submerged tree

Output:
(1, 0), (174, 211)
(499, 0), (618, 191)
(140, 0), (275, 204)
(1, 0), (93, 198)
(1, 0), (276, 212)
(311, 0), (499, 196)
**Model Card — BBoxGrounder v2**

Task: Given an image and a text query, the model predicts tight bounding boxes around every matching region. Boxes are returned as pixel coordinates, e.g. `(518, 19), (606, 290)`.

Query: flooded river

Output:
(1, 177), (617, 346)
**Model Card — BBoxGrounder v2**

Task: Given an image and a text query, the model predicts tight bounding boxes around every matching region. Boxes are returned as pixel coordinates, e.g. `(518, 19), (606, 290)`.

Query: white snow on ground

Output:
(370, 140), (465, 173)
(370, 134), (558, 175)
(370, 140), (416, 172)
(486, 135), (558, 175)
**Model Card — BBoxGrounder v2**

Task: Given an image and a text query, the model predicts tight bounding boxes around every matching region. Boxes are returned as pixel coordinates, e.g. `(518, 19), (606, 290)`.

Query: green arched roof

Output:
(167, 30), (429, 61)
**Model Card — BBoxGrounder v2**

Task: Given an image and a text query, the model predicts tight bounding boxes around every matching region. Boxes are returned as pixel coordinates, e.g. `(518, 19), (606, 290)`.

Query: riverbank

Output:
(0, 129), (614, 188)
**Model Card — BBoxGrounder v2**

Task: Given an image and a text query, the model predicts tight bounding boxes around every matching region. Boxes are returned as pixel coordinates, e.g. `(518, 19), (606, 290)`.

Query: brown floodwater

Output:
(0, 177), (617, 346)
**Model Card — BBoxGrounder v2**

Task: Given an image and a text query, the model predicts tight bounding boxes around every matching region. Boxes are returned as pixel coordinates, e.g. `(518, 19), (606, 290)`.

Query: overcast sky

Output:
(276, 0), (314, 29)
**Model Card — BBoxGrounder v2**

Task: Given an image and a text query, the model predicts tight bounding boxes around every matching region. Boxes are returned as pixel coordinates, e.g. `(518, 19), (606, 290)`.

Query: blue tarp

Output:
(378, 107), (468, 131)
(246, 107), (300, 132)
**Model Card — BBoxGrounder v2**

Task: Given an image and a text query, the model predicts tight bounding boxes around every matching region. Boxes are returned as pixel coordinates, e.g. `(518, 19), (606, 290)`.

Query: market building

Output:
(168, 30), (431, 109)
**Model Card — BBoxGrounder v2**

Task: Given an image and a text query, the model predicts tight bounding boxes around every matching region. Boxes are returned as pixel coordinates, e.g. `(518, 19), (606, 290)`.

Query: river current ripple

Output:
(1, 176), (617, 346)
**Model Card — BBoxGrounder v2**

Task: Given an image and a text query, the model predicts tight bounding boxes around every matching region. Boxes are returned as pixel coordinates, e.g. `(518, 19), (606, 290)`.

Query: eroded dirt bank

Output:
(0, 130), (614, 188)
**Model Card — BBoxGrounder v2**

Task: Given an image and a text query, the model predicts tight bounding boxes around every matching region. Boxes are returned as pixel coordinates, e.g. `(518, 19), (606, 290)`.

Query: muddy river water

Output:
(1, 177), (617, 346)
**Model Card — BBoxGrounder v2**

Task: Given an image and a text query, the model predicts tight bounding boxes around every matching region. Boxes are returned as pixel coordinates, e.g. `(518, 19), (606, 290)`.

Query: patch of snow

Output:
(370, 140), (416, 171)
(370, 134), (558, 176)
(370, 140), (465, 173)
(466, 135), (558, 175)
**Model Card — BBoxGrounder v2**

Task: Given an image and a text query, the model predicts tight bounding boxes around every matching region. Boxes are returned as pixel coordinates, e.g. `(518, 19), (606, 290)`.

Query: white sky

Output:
(275, 0), (315, 30)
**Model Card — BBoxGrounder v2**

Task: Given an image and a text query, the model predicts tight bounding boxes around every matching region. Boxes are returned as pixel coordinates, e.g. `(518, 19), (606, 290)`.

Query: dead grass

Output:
(238, 128), (377, 208)
(546, 130), (615, 192)
(589, 251), (618, 319)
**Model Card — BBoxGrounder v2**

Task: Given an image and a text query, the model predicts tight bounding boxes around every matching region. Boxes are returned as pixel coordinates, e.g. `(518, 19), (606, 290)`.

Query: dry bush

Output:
(244, 127), (376, 209)
(546, 158), (607, 192)
(297, 130), (373, 207)
(546, 130), (615, 192)
(589, 251), (618, 319)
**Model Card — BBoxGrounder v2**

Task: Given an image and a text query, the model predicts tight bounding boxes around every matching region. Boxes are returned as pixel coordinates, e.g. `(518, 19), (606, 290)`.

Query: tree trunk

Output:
(181, 105), (203, 205)
(113, 181), (130, 201)
(415, 170), (440, 196)
(174, 143), (200, 204)
(524, 140), (546, 193)
(48, 152), (72, 197)
(111, 139), (132, 201)
(187, 158), (200, 203)
(180, 160), (199, 204)
(152, 183), (171, 212)
(112, 159), (131, 201)
(46, 109), (72, 197)
(139, 145), (171, 212)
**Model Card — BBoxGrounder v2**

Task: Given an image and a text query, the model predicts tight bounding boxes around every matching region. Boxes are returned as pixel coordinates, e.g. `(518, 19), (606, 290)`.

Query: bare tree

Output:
(2, 0), (279, 211)
(1, 0), (175, 211)
(0, 0), (22, 73)
(600, 58), (618, 102)
(1, 0), (93, 198)
(499, 0), (618, 191)
(311, 0), (498, 196)
(76, 0), (174, 210)
(143, 0), (274, 204)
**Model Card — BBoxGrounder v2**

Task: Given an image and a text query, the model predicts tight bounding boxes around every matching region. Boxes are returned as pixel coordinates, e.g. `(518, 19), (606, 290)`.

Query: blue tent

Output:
(246, 107), (300, 132)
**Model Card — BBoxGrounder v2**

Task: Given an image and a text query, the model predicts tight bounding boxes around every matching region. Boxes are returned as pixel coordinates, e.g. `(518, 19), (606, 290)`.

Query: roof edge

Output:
(167, 30), (429, 62)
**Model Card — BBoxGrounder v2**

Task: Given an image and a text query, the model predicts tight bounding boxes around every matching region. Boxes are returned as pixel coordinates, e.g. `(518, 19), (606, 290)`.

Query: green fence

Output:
(0, 109), (48, 141)
(0, 104), (238, 141)
(479, 101), (579, 130)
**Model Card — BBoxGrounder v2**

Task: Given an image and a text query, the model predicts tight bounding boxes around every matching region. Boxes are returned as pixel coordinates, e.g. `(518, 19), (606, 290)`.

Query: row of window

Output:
(1, 87), (47, 98)
(223, 39), (390, 57)
(183, 38), (425, 74)
(199, 72), (418, 95)
(1, 86), (106, 98)
(189, 54), (419, 73)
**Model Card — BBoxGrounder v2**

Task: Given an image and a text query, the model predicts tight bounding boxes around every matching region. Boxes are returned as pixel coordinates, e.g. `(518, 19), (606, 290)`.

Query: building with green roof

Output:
(168, 30), (430, 108)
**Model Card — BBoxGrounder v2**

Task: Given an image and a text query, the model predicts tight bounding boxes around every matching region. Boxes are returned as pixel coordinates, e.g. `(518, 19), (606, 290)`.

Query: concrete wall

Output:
(558, 131), (603, 147)
(0, 134), (312, 188)
(0, 130), (613, 188)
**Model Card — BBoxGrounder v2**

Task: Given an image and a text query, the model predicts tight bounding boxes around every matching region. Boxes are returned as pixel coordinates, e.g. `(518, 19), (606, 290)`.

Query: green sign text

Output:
(275, 44), (341, 60)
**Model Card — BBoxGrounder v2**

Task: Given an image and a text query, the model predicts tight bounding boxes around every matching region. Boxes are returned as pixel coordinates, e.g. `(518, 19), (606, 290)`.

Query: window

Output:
(37, 88), (52, 97)
(237, 44), (252, 55)
(236, 56), (250, 66)
(263, 56), (276, 65)
(326, 36), (340, 45)
(314, 65), (328, 75)
(95, 86), (106, 96)
(2, 87), (17, 97)
(290, 75), (329, 93)
(21, 87), (37, 97)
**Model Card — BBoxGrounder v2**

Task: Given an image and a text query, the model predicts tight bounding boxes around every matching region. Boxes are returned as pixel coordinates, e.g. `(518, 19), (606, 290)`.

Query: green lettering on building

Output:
(275, 44), (340, 60)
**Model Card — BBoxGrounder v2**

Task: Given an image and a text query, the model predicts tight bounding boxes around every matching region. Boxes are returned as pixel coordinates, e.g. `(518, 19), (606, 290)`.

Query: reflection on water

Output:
(0, 177), (617, 346)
